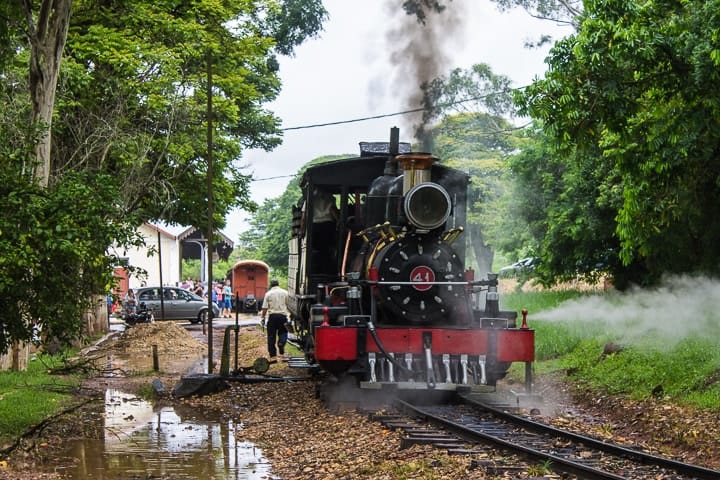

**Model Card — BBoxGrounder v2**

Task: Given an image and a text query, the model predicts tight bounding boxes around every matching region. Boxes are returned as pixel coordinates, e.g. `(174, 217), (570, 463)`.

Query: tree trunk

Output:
(24, 0), (73, 186)
(0, 343), (29, 371)
(468, 224), (494, 279)
(3, 0), (73, 371)
(84, 295), (109, 338)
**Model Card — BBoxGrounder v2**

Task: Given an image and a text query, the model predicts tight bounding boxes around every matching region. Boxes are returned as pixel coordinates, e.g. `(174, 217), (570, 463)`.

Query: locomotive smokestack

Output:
(389, 127), (399, 155)
(385, 127), (400, 175)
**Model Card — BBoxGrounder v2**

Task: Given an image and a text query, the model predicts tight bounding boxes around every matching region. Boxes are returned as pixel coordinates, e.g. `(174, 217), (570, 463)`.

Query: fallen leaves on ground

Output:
(4, 322), (720, 479)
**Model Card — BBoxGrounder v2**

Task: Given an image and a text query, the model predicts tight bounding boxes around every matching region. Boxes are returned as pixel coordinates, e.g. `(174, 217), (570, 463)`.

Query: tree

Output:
(0, 0), (328, 355)
(516, 0), (720, 286)
(51, 0), (327, 232)
(506, 125), (626, 286)
(491, 0), (582, 26)
(0, 148), (144, 354)
(6, 0), (73, 186)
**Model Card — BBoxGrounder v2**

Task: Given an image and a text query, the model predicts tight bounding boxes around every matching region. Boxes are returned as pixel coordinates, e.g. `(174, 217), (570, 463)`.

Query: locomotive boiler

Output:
(287, 127), (534, 391)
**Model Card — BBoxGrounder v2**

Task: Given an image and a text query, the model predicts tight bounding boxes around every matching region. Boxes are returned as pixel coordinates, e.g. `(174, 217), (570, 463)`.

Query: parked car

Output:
(135, 286), (220, 324)
(498, 257), (537, 278)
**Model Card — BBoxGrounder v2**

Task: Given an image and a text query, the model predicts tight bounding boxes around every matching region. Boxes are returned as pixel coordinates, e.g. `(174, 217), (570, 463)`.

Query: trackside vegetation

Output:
(0, 353), (80, 447)
(503, 289), (720, 410)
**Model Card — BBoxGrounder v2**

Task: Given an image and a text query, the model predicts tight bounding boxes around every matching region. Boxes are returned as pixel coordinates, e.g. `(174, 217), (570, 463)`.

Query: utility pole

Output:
(206, 52), (214, 374)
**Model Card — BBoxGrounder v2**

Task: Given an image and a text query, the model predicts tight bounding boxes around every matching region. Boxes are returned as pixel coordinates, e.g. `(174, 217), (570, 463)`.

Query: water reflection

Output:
(64, 389), (271, 479)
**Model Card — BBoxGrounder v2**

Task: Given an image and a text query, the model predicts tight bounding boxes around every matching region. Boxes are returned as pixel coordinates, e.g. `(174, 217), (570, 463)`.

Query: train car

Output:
(229, 260), (269, 313)
(287, 127), (535, 392)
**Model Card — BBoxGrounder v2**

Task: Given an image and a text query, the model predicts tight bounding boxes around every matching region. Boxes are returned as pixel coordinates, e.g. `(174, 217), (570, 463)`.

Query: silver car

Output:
(135, 286), (219, 324)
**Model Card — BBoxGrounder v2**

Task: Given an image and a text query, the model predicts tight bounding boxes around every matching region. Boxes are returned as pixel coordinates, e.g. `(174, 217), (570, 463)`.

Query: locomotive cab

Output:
(287, 128), (535, 392)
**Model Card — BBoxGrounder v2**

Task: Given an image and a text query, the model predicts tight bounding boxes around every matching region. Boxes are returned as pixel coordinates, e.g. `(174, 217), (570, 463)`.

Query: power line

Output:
(251, 88), (532, 183)
(252, 174), (297, 182)
(280, 88), (524, 132)
(281, 107), (425, 131)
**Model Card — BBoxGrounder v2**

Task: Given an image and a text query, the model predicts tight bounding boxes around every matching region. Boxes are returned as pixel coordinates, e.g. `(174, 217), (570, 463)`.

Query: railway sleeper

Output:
(400, 436), (463, 449)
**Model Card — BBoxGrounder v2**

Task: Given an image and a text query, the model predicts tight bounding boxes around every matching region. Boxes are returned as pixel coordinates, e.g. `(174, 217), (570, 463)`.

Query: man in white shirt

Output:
(260, 279), (290, 360)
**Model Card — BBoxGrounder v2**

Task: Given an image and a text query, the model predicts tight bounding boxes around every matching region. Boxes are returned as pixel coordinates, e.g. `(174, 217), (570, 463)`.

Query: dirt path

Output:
(4, 320), (720, 479)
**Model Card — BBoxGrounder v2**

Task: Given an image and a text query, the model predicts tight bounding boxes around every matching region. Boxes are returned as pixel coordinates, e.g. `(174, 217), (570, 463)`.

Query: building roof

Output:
(178, 226), (234, 261)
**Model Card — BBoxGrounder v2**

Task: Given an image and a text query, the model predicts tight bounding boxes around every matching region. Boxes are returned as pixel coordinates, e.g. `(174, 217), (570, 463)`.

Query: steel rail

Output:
(395, 398), (719, 480)
(459, 394), (720, 480)
(395, 399), (624, 480)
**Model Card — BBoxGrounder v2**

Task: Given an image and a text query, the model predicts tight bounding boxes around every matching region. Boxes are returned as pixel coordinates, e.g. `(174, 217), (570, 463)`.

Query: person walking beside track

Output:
(222, 279), (233, 318)
(260, 279), (290, 361)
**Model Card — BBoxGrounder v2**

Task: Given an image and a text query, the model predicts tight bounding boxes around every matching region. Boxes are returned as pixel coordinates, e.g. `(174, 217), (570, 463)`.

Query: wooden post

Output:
(152, 344), (159, 371)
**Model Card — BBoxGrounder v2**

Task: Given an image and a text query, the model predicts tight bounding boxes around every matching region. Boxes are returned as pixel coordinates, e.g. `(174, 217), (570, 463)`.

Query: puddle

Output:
(58, 389), (272, 479)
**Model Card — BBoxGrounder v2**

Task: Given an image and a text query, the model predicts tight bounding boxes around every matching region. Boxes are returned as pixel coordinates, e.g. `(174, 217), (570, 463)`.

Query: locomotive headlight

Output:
(404, 182), (451, 230)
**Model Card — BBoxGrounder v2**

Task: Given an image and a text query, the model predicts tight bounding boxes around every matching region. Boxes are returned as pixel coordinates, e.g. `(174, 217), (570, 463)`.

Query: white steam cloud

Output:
(534, 275), (720, 348)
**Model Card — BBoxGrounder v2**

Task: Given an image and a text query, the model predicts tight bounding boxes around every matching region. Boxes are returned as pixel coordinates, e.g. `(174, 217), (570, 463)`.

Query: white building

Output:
(110, 223), (234, 294)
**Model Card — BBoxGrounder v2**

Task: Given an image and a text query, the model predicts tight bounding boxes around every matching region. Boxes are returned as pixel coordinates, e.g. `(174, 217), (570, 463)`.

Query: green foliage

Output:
(0, 0), (328, 353)
(507, 126), (625, 286)
(562, 338), (720, 402)
(54, 0), (283, 231)
(490, 0), (582, 27)
(0, 0), (329, 234)
(516, 0), (720, 286)
(421, 63), (516, 146)
(267, 0), (328, 56)
(0, 156), (143, 352)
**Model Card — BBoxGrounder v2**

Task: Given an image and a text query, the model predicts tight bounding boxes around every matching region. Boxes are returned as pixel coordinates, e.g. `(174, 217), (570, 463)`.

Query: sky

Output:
(224, 0), (571, 241)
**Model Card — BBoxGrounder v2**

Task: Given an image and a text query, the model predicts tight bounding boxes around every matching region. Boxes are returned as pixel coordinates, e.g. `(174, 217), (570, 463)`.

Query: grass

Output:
(0, 352), (80, 445)
(502, 286), (720, 410)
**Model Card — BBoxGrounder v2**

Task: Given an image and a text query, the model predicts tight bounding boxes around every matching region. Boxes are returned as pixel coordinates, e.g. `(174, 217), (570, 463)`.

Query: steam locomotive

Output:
(287, 128), (534, 392)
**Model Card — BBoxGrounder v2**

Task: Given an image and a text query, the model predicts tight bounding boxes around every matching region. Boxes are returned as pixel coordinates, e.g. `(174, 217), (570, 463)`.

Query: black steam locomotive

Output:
(287, 128), (534, 391)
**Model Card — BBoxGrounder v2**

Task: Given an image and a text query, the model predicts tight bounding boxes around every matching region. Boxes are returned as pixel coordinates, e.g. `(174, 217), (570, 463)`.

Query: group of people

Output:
(211, 280), (234, 318)
(177, 277), (233, 318)
(180, 277), (206, 297)
(109, 276), (292, 361)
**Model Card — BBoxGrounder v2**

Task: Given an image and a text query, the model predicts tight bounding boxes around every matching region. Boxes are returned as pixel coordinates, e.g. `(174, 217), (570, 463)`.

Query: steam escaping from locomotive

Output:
(535, 275), (720, 347)
(286, 127), (534, 393)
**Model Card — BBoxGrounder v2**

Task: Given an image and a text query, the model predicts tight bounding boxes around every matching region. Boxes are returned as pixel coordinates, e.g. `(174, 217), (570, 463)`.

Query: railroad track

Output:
(377, 394), (720, 480)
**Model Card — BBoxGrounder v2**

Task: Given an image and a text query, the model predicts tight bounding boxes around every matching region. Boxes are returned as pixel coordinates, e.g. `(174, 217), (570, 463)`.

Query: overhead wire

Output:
(280, 86), (526, 132)
(253, 86), (531, 182)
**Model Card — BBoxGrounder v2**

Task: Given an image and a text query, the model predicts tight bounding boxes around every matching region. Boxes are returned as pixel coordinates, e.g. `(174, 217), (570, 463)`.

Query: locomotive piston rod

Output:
(423, 332), (437, 389)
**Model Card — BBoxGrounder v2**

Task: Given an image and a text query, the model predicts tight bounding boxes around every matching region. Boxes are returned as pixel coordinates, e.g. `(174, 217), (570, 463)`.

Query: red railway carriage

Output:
(230, 260), (269, 313)
(287, 128), (534, 392)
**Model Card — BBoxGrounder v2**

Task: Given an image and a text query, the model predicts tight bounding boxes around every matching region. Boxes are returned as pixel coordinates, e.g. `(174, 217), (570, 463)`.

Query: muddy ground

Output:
(3, 319), (720, 479)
